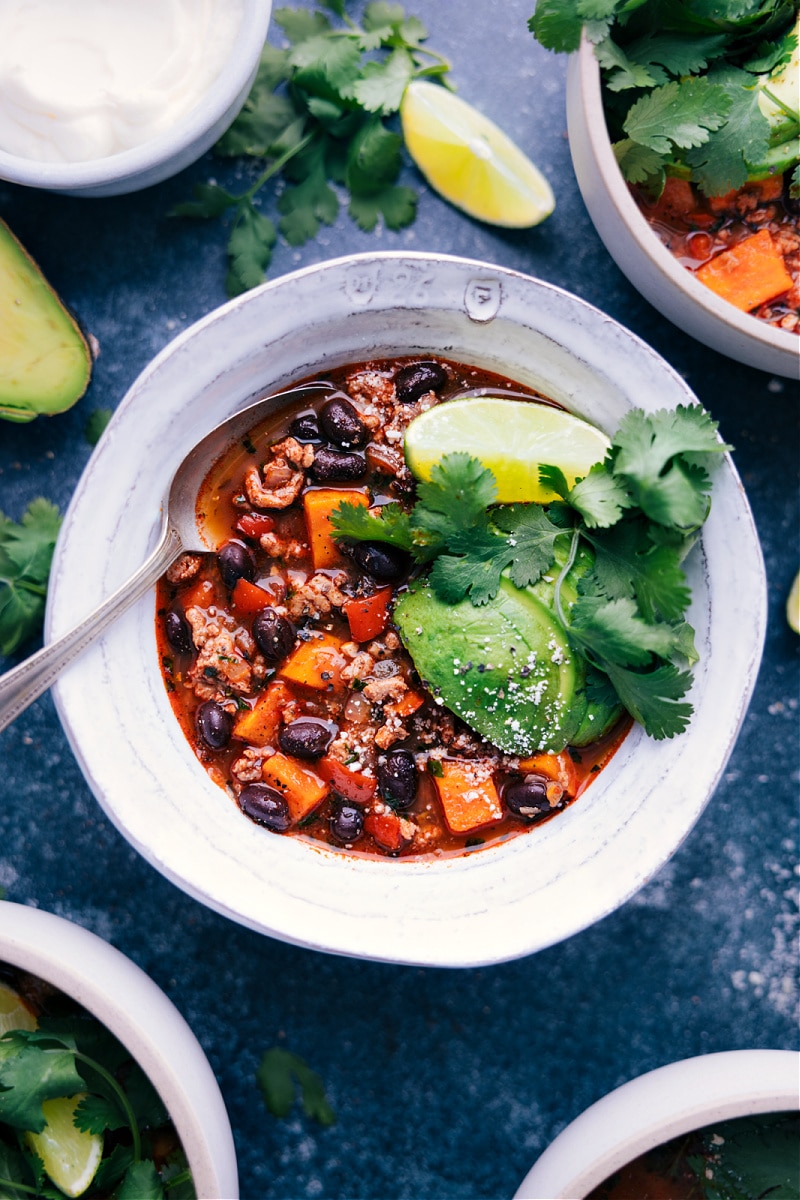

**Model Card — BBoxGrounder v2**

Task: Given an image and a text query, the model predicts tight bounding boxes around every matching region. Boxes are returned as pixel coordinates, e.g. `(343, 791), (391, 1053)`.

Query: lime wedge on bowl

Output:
(0, 982), (38, 1035)
(404, 397), (609, 502)
(788, 569), (800, 634)
(25, 1094), (103, 1198)
(400, 79), (555, 227)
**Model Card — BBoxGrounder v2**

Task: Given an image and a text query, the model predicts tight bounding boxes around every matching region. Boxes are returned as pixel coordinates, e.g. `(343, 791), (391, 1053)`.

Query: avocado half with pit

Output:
(0, 219), (93, 423)
(394, 542), (623, 757)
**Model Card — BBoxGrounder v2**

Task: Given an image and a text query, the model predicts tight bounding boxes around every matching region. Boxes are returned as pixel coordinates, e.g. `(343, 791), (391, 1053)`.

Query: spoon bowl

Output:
(0, 380), (335, 732)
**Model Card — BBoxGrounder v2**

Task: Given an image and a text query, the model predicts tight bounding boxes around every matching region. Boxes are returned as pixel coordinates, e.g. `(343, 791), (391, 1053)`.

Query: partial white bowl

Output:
(514, 1049), (800, 1198)
(0, 0), (272, 197)
(0, 900), (238, 1198)
(46, 251), (766, 967)
(567, 38), (800, 379)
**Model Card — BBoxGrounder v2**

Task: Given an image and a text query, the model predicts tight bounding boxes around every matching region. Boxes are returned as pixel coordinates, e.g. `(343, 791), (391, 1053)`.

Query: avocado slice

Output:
(0, 219), (92, 423)
(394, 542), (623, 756)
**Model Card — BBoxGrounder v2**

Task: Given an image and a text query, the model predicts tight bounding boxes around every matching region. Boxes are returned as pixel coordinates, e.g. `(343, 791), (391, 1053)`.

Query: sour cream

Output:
(0, 0), (243, 163)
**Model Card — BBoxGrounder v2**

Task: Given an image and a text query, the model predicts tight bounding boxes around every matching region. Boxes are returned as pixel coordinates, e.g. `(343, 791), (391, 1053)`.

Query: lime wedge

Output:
(788, 569), (799, 634)
(400, 80), (555, 228)
(0, 982), (38, 1035)
(26, 1095), (103, 1198)
(404, 397), (609, 502)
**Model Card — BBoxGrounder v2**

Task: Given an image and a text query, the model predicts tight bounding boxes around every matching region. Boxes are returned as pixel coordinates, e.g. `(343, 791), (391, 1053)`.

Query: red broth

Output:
(155, 356), (629, 860)
(632, 174), (800, 331)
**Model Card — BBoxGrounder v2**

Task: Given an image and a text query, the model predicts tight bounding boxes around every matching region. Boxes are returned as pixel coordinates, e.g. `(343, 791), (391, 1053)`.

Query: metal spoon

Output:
(0, 381), (337, 733)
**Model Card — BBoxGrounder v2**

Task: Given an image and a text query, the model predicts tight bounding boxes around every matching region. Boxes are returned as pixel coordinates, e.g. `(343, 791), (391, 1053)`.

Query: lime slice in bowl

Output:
(400, 79), (555, 227)
(0, 982), (38, 1035)
(26, 1094), (103, 1198)
(404, 397), (609, 502)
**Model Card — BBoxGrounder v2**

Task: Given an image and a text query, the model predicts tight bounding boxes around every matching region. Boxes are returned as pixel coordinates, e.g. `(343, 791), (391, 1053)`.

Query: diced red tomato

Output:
(232, 577), (274, 615)
(236, 512), (275, 540)
(317, 756), (377, 804)
(343, 587), (393, 642)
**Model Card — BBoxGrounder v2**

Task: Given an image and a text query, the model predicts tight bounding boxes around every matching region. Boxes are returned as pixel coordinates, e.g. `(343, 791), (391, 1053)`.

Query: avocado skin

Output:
(394, 541), (623, 756)
(0, 219), (92, 422)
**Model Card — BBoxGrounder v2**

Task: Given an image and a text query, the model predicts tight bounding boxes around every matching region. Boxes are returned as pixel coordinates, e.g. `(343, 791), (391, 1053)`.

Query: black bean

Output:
(238, 783), (291, 832)
(394, 360), (448, 404)
(289, 411), (322, 443)
(311, 448), (367, 482)
(196, 700), (233, 751)
(165, 609), (192, 653)
(351, 540), (409, 581)
(504, 776), (554, 821)
(319, 396), (368, 448)
(377, 748), (418, 810)
(252, 608), (295, 663)
(217, 540), (256, 590)
(278, 718), (334, 760)
(329, 801), (364, 844)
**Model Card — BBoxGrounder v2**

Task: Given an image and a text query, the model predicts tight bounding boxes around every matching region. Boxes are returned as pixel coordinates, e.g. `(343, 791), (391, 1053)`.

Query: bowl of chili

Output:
(46, 251), (766, 966)
(566, 37), (800, 379)
(0, 901), (238, 1198)
(514, 1049), (800, 1199)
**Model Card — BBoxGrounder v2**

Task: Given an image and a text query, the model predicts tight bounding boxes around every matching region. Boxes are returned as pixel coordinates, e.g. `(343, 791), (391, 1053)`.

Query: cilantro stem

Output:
(74, 1050), (142, 1162)
(552, 525), (581, 632)
(0, 1176), (42, 1196)
(760, 84), (800, 124)
(165, 1168), (193, 1191)
(242, 132), (315, 202)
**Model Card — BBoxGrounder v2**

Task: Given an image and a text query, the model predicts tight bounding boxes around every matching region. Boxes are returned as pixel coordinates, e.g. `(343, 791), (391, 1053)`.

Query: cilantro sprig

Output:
(332, 403), (729, 739)
(256, 1047), (336, 1126)
(0, 1020), (193, 1200)
(529, 0), (799, 198)
(0, 499), (62, 657)
(171, 1), (451, 296)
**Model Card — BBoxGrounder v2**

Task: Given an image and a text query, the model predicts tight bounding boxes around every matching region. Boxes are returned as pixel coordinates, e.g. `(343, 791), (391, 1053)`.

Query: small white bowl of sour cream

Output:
(0, 0), (272, 197)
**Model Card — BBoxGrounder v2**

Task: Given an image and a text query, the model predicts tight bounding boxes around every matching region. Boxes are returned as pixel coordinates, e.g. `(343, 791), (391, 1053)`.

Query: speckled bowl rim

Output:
(0, 0), (272, 194)
(566, 38), (800, 379)
(514, 1049), (800, 1198)
(46, 251), (767, 967)
(0, 901), (238, 1198)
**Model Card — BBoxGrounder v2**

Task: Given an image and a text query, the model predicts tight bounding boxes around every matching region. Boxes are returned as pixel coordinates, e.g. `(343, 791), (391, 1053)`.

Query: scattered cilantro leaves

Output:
(529, 0), (799, 196)
(0, 499), (62, 656)
(257, 1048), (336, 1126)
(171, 1), (451, 295)
(332, 403), (728, 739)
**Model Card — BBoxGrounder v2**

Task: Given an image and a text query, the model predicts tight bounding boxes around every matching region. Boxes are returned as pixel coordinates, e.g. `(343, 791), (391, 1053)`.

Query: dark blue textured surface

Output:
(1, 4), (798, 1198)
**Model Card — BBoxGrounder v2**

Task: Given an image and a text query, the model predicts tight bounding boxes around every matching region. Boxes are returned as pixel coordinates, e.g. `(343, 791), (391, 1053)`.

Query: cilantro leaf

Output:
(168, 182), (237, 220)
(623, 77), (732, 154)
(257, 1048), (336, 1126)
(0, 1034), (84, 1131)
(226, 202), (277, 296)
(613, 137), (667, 187)
(0, 498), (62, 656)
(567, 462), (631, 528)
(348, 184), (418, 231)
(277, 160), (339, 244)
(686, 65), (771, 194)
(601, 659), (693, 739)
(568, 594), (686, 666)
(74, 1091), (126, 1135)
(85, 408), (112, 446)
(351, 48), (416, 114)
(116, 1159), (164, 1200)
(330, 501), (414, 550)
(492, 504), (565, 588)
(583, 519), (691, 623)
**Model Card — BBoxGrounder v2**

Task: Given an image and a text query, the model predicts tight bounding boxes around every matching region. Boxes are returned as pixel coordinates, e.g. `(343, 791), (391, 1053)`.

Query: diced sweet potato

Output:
(233, 681), (292, 745)
(261, 752), (328, 823)
(433, 760), (503, 836)
(384, 689), (426, 719)
(303, 488), (369, 569)
(517, 751), (580, 797)
(231, 577), (273, 615)
(279, 632), (347, 691)
(696, 230), (792, 311)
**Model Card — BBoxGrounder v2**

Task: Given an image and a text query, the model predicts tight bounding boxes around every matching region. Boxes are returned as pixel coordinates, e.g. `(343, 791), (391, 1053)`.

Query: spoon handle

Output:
(0, 524), (183, 734)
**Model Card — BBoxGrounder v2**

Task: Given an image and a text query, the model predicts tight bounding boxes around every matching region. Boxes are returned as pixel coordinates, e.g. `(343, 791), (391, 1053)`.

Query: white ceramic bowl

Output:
(0, 901), (238, 1198)
(46, 251), (766, 967)
(0, 0), (272, 197)
(566, 38), (800, 379)
(514, 1049), (800, 1198)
